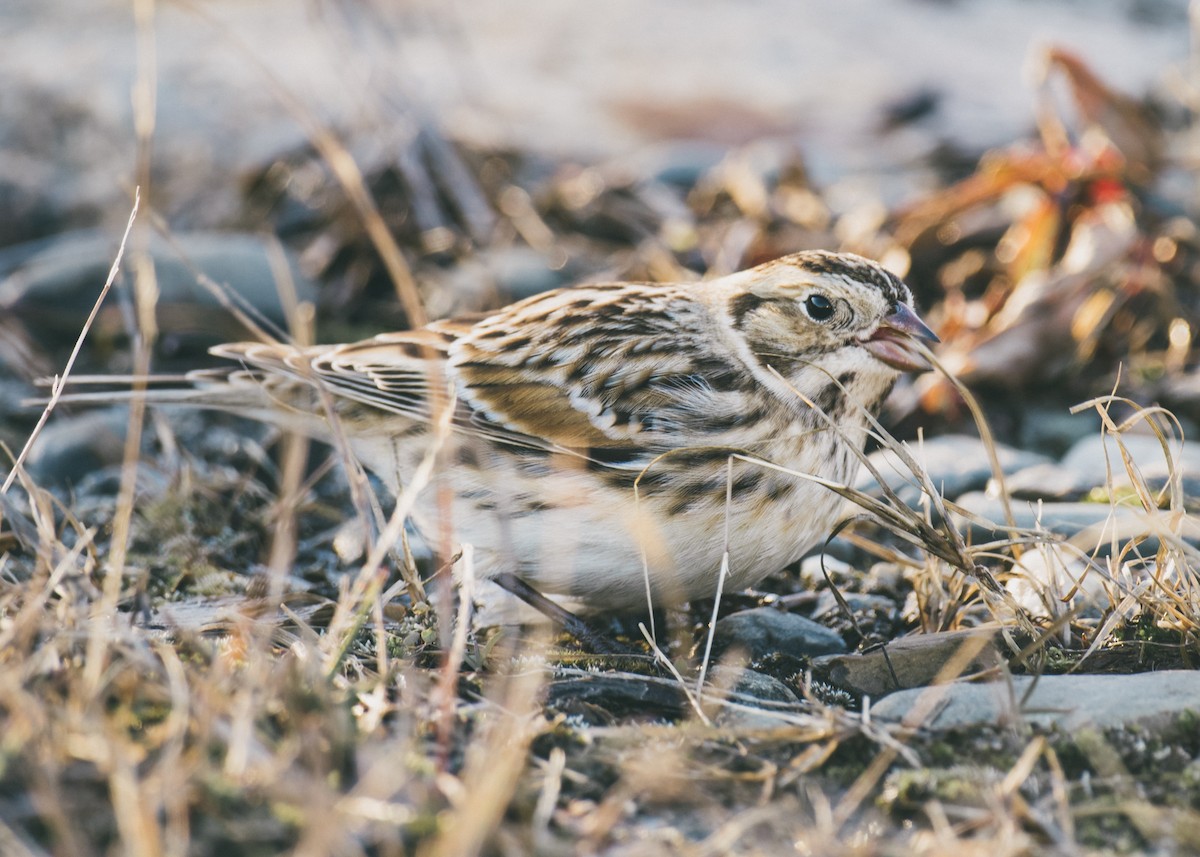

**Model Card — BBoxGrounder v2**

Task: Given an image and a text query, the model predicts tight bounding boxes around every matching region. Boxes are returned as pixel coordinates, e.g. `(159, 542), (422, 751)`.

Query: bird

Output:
(80, 251), (937, 634)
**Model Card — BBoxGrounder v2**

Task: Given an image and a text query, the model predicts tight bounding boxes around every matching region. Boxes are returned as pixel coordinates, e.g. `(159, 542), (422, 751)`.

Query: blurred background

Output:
(1, 0), (1197, 450)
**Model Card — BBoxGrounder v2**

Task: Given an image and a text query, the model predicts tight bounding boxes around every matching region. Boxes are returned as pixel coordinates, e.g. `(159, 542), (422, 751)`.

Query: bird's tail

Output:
(32, 342), (336, 437)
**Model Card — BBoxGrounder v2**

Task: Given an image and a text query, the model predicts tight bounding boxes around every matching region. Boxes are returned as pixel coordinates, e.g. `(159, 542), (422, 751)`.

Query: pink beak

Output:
(862, 303), (939, 372)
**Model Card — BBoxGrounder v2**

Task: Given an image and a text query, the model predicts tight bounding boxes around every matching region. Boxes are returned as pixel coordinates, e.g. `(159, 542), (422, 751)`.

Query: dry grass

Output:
(3, 13), (1200, 856)
(4, 248), (1200, 854)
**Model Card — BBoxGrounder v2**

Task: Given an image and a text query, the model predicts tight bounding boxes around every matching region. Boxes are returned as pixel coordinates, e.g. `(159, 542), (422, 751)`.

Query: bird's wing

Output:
(210, 326), (565, 454)
(449, 282), (756, 452)
(211, 282), (755, 458)
(209, 327), (456, 425)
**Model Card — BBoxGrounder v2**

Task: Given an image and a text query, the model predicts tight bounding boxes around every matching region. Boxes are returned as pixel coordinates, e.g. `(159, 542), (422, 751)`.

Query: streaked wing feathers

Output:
(211, 331), (450, 424)
(450, 283), (750, 450)
(208, 282), (752, 456)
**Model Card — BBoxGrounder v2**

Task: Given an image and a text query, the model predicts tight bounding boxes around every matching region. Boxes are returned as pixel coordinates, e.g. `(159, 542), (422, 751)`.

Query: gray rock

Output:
(811, 591), (899, 640)
(25, 406), (130, 486)
(0, 230), (319, 351)
(709, 665), (800, 707)
(871, 671), (1200, 732)
(1016, 406), (1100, 457)
(951, 492), (1200, 551)
(854, 434), (1051, 506)
(636, 141), (728, 187)
(812, 591), (897, 622)
(546, 673), (688, 722)
(1060, 432), (1200, 495)
(0, 376), (36, 439)
(1001, 461), (1096, 501)
(814, 628), (1002, 698)
(546, 665), (799, 725)
(708, 606), (846, 661)
(952, 491), (1111, 536)
(711, 667), (803, 728)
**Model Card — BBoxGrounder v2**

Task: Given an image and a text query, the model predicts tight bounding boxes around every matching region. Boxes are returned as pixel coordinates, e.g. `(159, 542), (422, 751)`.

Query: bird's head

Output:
(723, 250), (939, 374)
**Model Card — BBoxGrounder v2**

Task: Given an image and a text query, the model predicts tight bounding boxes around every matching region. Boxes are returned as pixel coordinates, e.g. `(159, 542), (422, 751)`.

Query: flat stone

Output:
(546, 673), (688, 722)
(708, 606), (846, 661)
(871, 671), (1200, 732)
(25, 406), (130, 486)
(0, 230), (319, 354)
(707, 665), (802, 728)
(953, 492), (1115, 537)
(854, 434), (1051, 506)
(812, 591), (897, 621)
(545, 665), (799, 726)
(814, 628), (1002, 698)
(1002, 461), (1097, 501)
(709, 665), (800, 706)
(1060, 432), (1200, 495)
(951, 492), (1200, 551)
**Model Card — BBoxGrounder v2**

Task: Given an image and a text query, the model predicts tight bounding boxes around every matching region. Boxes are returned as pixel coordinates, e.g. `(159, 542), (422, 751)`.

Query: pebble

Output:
(0, 229), (319, 357)
(710, 667), (804, 729)
(854, 434), (1051, 506)
(706, 605), (847, 661)
(951, 492), (1200, 551)
(814, 628), (1002, 698)
(546, 665), (799, 726)
(1000, 461), (1096, 501)
(811, 590), (897, 622)
(707, 664), (800, 707)
(0, 377), (36, 442)
(25, 406), (130, 487)
(546, 673), (688, 723)
(1015, 405), (1100, 457)
(1060, 432), (1200, 496)
(871, 670), (1200, 732)
(811, 591), (899, 640)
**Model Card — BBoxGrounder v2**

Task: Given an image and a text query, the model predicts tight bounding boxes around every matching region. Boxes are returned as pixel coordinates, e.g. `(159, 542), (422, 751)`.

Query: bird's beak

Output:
(861, 303), (939, 372)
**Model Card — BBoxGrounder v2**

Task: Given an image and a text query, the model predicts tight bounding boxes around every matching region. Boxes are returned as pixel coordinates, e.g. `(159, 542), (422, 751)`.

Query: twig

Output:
(1, 191), (140, 495)
(696, 455), (734, 698)
(639, 622), (712, 727)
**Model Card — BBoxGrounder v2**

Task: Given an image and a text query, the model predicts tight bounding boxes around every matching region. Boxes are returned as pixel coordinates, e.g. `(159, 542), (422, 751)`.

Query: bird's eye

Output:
(804, 293), (834, 322)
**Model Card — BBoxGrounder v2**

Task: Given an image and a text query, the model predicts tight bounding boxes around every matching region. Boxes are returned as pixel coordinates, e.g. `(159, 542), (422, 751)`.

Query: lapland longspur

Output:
(114, 251), (937, 613)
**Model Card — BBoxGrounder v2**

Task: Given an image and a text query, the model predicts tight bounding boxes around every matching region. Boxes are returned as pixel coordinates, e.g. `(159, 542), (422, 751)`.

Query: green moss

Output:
(1073, 803), (1150, 853)
(881, 766), (995, 811)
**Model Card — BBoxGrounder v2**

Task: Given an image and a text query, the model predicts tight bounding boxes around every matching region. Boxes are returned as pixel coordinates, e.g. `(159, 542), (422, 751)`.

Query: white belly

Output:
(425, 436), (855, 610)
(350, 407), (866, 612)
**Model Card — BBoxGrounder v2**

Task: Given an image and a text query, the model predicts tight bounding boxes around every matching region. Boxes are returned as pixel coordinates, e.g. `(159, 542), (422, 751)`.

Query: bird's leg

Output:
(492, 572), (636, 656)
